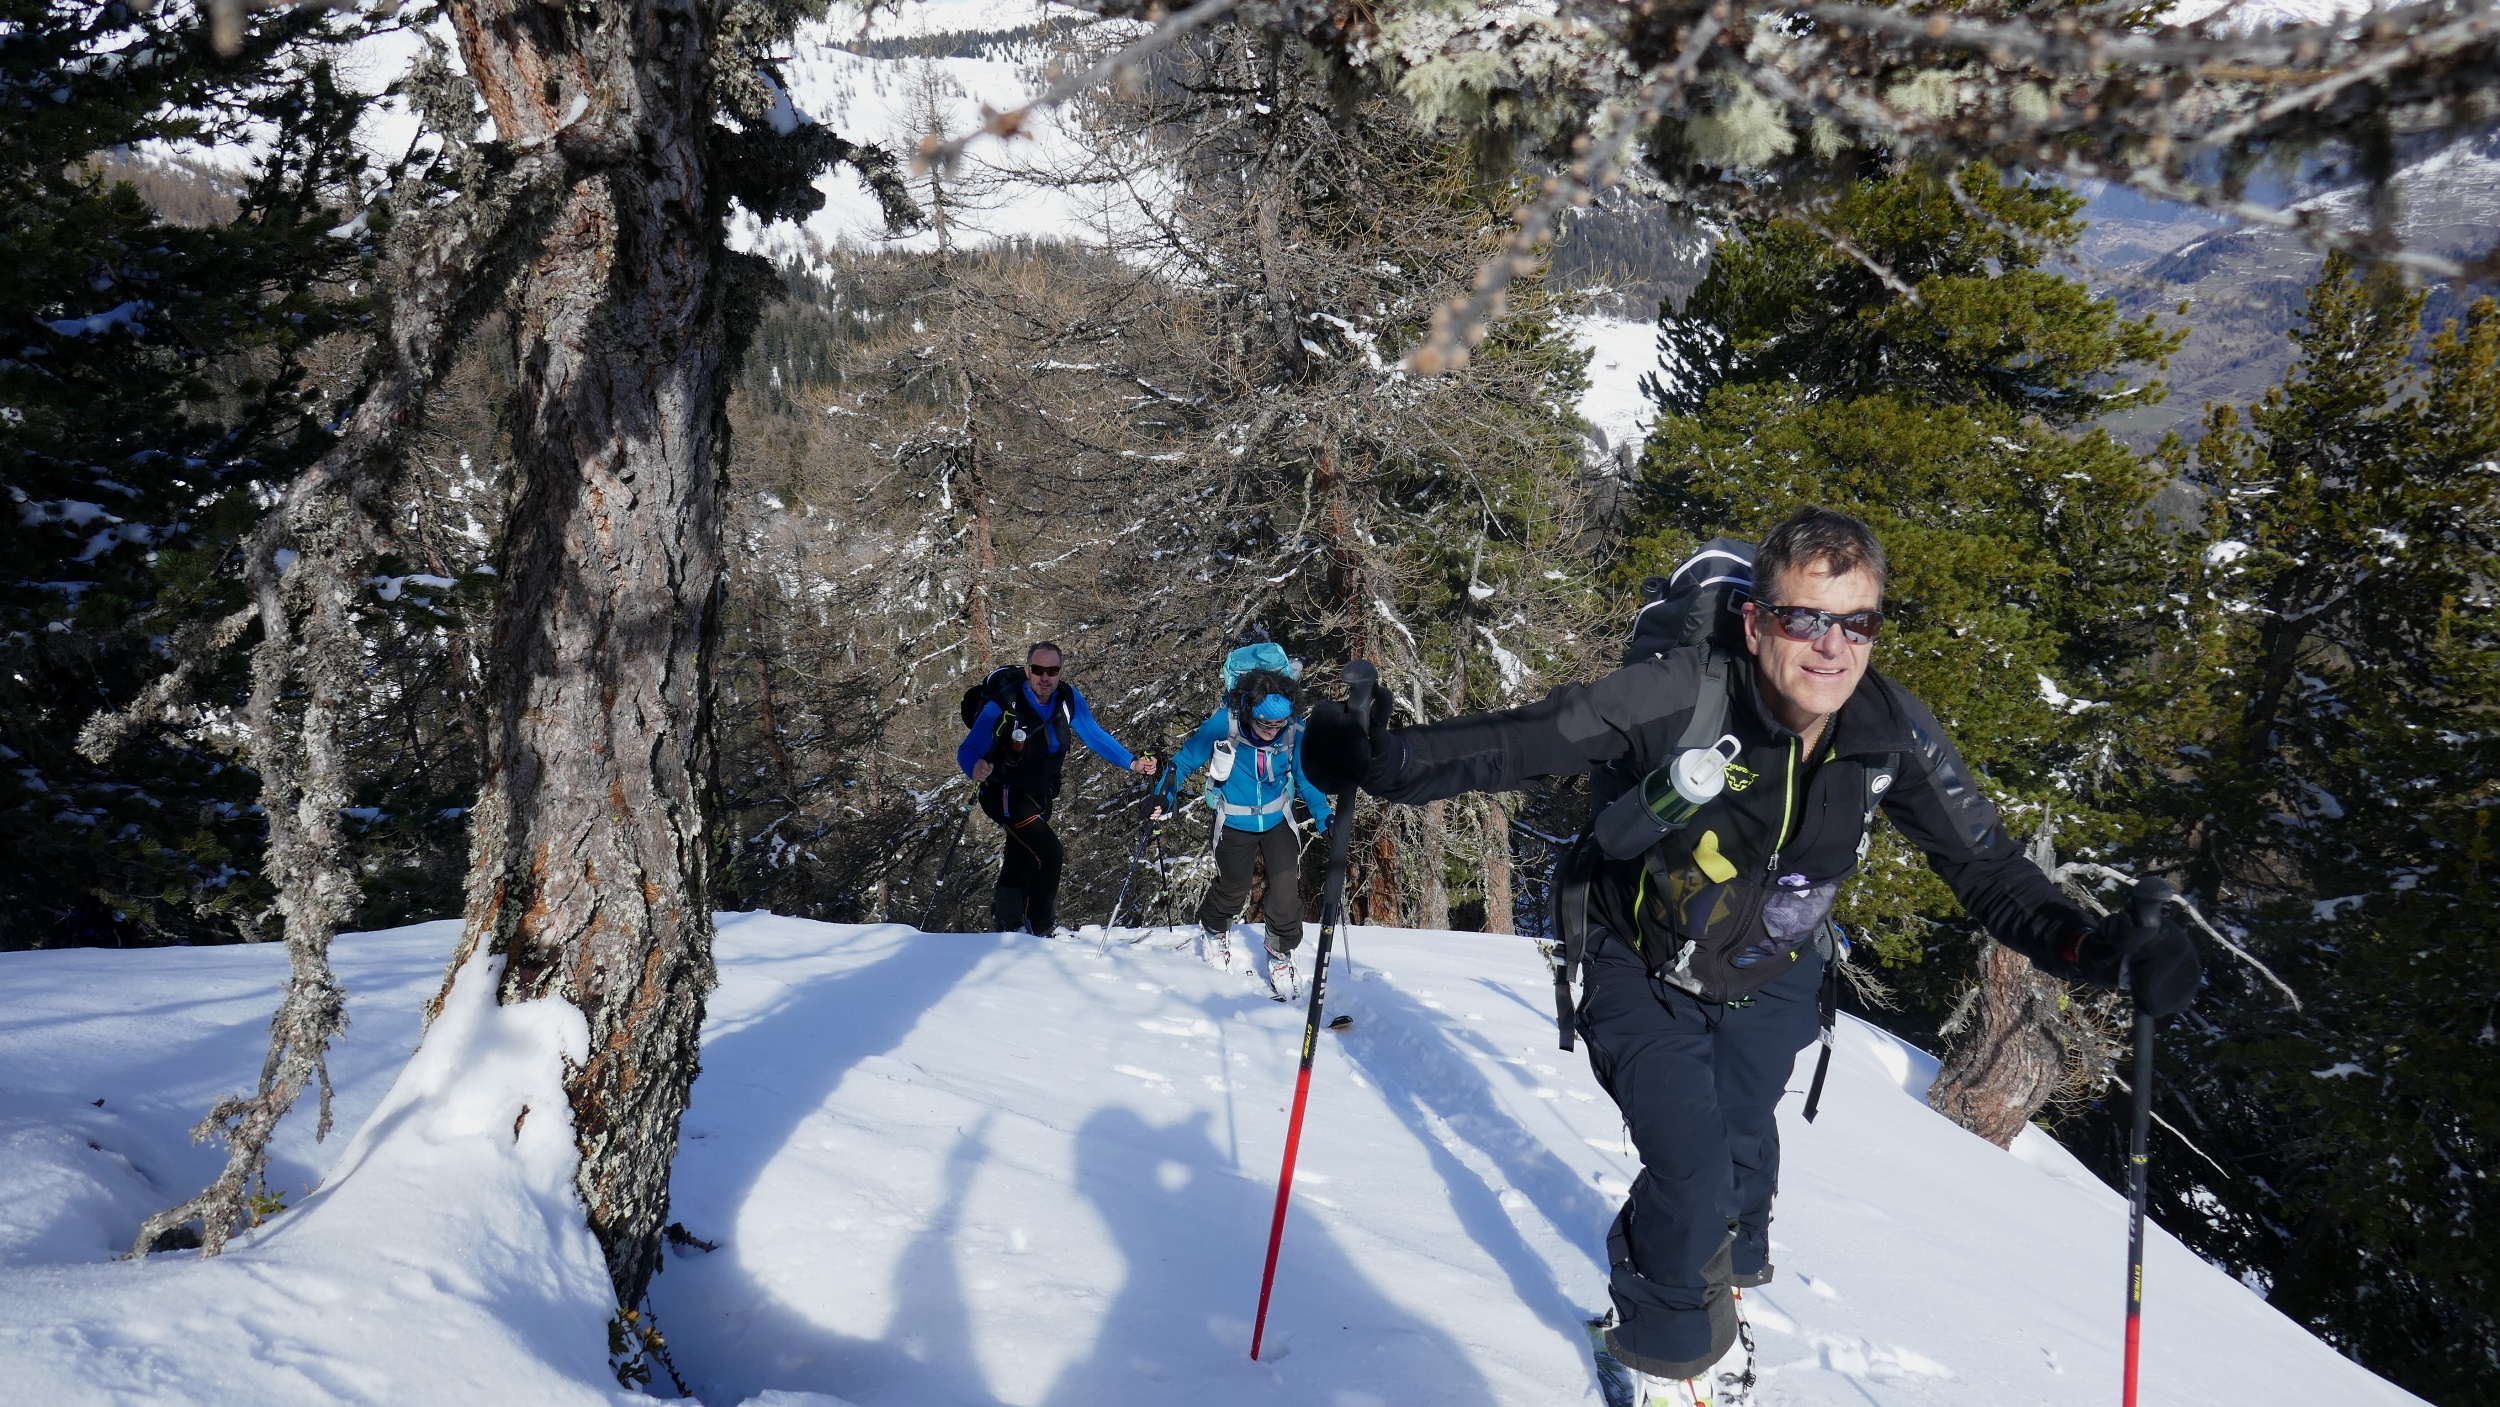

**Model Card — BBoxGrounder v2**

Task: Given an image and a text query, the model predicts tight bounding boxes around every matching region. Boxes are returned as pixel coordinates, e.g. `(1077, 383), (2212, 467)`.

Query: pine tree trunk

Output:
(1481, 794), (1514, 934)
(442, 0), (722, 1310)
(1927, 940), (2068, 1148)
(1419, 799), (1450, 929)
(1928, 827), (2082, 1148)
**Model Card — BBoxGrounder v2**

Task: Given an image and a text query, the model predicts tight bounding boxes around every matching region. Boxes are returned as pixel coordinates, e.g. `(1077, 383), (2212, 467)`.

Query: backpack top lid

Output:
(1625, 538), (1755, 665)
(1222, 643), (1297, 693)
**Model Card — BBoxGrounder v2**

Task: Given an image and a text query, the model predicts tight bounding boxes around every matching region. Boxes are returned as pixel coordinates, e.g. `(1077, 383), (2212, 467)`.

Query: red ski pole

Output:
(1250, 659), (1374, 1362)
(2121, 877), (2172, 1407)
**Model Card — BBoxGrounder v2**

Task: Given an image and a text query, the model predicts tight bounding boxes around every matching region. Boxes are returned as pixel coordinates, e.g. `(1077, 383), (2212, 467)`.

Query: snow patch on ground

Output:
(1565, 314), (1663, 460)
(0, 915), (2429, 1406)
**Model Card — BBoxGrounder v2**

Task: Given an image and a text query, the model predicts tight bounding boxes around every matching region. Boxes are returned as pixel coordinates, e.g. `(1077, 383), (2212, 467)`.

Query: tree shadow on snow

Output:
(650, 921), (1005, 1405)
(1037, 1104), (1499, 1407)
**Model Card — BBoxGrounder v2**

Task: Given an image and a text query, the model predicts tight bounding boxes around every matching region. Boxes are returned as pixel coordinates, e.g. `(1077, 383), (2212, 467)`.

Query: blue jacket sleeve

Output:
(1294, 733), (1334, 830)
(1161, 712), (1225, 803)
(958, 703), (1002, 777)
(1063, 687), (1137, 770)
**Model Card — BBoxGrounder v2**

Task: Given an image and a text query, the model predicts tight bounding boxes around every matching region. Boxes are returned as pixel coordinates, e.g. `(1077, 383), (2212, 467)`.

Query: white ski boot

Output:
(1263, 935), (1299, 1002)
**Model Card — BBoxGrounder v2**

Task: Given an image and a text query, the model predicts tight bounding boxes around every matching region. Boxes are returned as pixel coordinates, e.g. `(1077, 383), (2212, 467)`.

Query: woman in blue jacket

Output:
(1152, 663), (1333, 959)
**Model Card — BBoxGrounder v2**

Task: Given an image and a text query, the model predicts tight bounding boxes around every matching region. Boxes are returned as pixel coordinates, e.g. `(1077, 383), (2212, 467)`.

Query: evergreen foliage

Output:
(1626, 162), (2190, 1022)
(2140, 255), (2500, 1403)
(1653, 163), (2175, 425)
(0, 0), (371, 948)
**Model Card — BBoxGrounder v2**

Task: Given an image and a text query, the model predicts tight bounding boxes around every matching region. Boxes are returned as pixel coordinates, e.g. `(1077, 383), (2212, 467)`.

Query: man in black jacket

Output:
(1304, 506), (2200, 1395)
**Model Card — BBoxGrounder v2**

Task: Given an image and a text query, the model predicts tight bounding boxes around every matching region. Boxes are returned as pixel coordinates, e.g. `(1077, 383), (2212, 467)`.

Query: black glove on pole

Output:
(1251, 660), (1374, 1362)
(2121, 876), (2174, 1407)
(1300, 685), (1392, 795)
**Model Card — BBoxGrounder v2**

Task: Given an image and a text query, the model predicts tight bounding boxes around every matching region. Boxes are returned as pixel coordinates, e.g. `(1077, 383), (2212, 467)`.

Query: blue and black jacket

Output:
(1162, 708), (1332, 835)
(958, 680), (1136, 803)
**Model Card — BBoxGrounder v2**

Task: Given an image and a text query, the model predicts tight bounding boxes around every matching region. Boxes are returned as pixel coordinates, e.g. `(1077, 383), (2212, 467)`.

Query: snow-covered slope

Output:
(0, 916), (2427, 1406)
(1566, 315), (1663, 462)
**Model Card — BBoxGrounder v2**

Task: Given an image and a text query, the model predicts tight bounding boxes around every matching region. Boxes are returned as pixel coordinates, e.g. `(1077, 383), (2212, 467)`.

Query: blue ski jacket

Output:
(957, 681), (1137, 778)
(1162, 707), (1332, 834)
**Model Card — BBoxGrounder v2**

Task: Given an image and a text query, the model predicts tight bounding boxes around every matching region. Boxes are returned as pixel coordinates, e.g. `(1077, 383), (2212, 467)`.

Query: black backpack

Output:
(959, 665), (1072, 764)
(959, 665), (1023, 729)
(1548, 539), (1755, 1049)
(1623, 538), (1753, 665)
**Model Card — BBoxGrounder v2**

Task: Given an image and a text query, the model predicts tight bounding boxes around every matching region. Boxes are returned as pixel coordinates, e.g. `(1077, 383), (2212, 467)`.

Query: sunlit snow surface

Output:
(0, 913), (2424, 1405)
(1565, 316), (1663, 459)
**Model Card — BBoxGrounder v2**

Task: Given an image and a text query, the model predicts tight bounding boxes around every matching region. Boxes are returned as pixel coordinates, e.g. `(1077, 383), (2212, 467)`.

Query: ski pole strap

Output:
(1550, 834), (1597, 1052)
(1803, 923), (1844, 1123)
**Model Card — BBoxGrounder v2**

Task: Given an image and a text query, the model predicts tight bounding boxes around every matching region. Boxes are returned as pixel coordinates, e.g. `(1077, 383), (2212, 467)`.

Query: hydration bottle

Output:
(1593, 734), (1742, 860)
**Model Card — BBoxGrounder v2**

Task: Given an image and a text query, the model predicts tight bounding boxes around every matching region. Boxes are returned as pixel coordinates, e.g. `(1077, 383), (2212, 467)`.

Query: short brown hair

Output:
(1027, 640), (1062, 662)
(1753, 507), (1887, 604)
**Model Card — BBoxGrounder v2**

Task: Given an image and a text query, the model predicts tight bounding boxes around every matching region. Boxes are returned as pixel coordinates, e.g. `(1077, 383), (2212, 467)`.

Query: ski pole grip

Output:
(1342, 660), (1376, 737)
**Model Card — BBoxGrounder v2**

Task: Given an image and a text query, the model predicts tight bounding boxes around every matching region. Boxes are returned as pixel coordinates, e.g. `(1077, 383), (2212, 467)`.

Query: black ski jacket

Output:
(1367, 645), (2094, 1000)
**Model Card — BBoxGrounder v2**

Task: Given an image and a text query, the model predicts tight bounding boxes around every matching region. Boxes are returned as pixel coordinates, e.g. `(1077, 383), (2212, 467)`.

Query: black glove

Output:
(2075, 906), (2203, 1017)
(1301, 687), (1394, 795)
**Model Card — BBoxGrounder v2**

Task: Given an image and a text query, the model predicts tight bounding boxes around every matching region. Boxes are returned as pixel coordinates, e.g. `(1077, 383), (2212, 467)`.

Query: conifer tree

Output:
(1062, 25), (1606, 930)
(2146, 255), (2500, 1402)
(1625, 161), (2191, 1139)
(0, 0), (372, 949)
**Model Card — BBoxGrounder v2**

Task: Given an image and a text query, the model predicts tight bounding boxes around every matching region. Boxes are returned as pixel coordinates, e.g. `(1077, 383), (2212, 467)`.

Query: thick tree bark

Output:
(1481, 794), (1515, 934)
(1926, 940), (2068, 1147)
(1928, 829), (2077, 1148)
(441, 0), (722, 1309)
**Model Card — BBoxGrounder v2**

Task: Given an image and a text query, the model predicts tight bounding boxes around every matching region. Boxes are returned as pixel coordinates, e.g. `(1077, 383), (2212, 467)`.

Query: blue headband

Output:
(1250, 693), (1293, 723)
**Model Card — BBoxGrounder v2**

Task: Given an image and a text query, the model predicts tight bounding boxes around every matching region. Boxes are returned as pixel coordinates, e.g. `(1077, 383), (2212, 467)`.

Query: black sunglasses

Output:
(1758, 604), (1885, 645)
(1026, 663), (1062, 677)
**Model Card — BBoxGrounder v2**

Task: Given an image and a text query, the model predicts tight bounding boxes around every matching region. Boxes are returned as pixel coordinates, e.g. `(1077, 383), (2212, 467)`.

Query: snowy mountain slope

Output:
(321, 2), (1104, 268)
(2092, 127), (2500, 447)
(0, 916), (2427, 1406)
(1565, 316), (1663, 464)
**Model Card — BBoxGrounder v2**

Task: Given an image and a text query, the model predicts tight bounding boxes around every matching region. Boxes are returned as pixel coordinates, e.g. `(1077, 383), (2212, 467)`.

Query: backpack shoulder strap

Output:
(1673, 647), (1734, 753)
(1804, 921), (1848, 1122)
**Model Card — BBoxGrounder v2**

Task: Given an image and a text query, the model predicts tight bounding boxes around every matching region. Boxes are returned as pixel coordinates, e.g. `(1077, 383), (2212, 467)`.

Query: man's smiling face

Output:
(1743, 561), (1882, 732)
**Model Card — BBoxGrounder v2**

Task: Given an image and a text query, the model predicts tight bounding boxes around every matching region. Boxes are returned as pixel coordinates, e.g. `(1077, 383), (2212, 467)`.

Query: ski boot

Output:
(1263, 935), (1299, 1002)
(1639, 1305), (1755, 1406)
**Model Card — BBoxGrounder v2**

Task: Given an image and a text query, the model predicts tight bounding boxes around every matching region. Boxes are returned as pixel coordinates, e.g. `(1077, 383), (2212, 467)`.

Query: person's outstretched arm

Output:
(1155, 713), (1224, 809)
(1310, 650), (1707, 804)
(1877, 681), (2200, 1011)
(958, 703), (1002, 778)
(1063, 686), (1142, 771)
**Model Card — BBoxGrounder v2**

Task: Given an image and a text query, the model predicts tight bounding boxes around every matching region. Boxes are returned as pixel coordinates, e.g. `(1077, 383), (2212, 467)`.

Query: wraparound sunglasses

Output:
(1758, 604), (1886, 645)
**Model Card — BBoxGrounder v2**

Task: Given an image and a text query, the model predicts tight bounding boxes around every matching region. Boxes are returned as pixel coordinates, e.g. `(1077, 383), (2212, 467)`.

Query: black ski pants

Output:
(1578, 924), (1822, 1370)
(981, 783), (1062, 934)
(1195, 822), (1305, 950)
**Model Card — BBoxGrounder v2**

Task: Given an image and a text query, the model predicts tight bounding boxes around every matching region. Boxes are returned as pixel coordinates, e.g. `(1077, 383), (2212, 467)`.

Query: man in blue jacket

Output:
(1152, 661), (1332, 963)
(960, 641), (1156, 935)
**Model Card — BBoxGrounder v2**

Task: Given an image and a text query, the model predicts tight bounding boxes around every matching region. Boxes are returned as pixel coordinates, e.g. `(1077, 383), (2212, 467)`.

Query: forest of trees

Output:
(4, 0), (2495, 1401)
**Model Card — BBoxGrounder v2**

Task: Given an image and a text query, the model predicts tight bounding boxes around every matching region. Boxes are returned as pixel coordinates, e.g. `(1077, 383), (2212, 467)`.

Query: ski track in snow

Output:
(0, 914), (2428, 1406)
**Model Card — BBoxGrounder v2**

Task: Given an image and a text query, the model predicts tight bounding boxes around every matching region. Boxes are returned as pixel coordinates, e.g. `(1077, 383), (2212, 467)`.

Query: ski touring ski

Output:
(1587, 1313), (1638, 1407)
